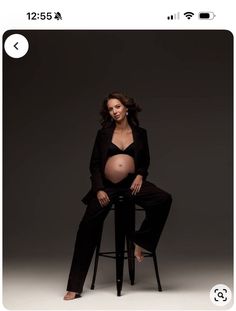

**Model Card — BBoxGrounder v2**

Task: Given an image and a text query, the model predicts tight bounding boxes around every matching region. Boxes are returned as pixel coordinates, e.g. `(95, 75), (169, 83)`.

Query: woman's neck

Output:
(115, 119), (130, 131)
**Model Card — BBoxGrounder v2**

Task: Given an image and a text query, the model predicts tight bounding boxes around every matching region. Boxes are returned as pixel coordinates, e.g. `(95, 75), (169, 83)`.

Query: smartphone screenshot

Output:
(1, 1), (234, 310)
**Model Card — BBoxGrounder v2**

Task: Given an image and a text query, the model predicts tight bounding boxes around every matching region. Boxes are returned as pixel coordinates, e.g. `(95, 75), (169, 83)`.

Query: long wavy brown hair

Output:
(100, 92), (142, 128)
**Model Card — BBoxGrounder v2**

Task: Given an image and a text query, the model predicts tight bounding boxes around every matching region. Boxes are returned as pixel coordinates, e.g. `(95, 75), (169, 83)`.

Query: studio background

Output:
(3, 30), (233, 309)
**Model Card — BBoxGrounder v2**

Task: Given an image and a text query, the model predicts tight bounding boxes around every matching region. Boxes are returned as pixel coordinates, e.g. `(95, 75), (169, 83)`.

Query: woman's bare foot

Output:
(134, 243), (144, 262)
(63, 291), (81, 300)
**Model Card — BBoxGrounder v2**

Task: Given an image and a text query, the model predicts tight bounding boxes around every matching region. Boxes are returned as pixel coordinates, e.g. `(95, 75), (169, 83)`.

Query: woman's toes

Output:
(136, 254), (144, 262)
(134, 244), (144, 262)
(63, 291), (78, 300)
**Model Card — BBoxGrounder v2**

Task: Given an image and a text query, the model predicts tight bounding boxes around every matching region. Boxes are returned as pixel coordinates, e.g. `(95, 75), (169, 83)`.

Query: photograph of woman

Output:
(3, 29), (232, 309)
(64, 92), (172, 300)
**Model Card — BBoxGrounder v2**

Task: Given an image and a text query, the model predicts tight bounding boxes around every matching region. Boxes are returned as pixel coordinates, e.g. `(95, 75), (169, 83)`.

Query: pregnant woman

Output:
(64, 92), (172, 300)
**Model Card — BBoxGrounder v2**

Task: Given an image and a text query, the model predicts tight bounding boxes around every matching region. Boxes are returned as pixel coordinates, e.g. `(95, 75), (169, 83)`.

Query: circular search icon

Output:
(210, 284), (232, 306)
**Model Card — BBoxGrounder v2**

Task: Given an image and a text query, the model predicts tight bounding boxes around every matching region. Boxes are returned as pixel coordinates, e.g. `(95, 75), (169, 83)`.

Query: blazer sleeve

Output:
(89, 130), (105, 193)
(136, 129), (150, 179)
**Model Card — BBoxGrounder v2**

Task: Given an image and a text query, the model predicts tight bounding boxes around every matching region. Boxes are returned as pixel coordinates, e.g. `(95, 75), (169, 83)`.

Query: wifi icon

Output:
(184, 12), (194, 19)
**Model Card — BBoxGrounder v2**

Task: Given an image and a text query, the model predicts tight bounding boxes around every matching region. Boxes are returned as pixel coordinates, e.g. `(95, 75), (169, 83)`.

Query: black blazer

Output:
(82, 122), (150, 204)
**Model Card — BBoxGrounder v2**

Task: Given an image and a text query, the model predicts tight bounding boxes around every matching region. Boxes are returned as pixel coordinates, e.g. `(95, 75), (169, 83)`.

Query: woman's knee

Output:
(165, 192), (172, 206)
(155, 191), (172, 208)
(79, 198), (110, 228)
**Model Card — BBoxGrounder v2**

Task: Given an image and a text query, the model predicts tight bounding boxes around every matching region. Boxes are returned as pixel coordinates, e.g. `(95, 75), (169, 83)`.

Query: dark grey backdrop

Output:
(3, 30), (233, 283)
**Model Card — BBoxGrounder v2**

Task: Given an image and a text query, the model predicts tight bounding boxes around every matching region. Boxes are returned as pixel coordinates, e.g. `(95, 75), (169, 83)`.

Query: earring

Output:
(126, 111), (128, 116)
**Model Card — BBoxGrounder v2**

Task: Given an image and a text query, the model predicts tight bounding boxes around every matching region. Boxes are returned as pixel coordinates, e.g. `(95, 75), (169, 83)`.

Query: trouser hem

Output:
(66, 283), (83, 293)
(130, 233), (156, 253)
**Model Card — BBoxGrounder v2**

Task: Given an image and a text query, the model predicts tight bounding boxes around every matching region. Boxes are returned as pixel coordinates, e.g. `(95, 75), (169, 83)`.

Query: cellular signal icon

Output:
(184, 12), (194, 19)
(167, 12), (180, 20)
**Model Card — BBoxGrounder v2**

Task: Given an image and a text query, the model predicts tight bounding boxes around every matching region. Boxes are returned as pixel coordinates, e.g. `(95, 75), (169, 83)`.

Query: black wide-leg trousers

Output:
(66, 175), (172, 293)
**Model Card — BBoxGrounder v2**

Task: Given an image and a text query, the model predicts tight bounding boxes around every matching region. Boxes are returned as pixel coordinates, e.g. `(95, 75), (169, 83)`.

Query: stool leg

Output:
(90, 226), (103, 290)
(126, 204), (135, 285)
(152, 252), (162, 291)
(127, 237), (135, 285)
(115, 205), (126, 296)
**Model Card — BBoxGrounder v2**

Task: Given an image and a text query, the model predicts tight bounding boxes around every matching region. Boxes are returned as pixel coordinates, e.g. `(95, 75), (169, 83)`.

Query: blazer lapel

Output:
(100, 123), (115, 168)
(131, 124), (139, 164)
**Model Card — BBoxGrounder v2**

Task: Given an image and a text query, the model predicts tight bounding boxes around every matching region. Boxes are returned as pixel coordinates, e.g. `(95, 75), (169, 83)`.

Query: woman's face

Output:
(107, 98), (128, 122)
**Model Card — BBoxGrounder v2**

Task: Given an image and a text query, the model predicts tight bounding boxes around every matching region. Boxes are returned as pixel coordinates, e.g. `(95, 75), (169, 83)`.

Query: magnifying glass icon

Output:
(218, 292), (224, 298)
(210, 284), (231, 306)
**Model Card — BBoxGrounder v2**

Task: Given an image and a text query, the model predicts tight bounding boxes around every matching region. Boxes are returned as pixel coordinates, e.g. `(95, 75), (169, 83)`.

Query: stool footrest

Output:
(99, 251), (154, 259)
(99, 250), (128, 259)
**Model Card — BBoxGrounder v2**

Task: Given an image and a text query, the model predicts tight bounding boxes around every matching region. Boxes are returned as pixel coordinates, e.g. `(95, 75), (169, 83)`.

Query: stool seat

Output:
(90, 194), (162, 296)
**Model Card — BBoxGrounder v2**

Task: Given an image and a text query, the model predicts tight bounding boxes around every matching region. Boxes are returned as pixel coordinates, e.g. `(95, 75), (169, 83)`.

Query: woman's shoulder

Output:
(132, 125), (147, 134)
(95, 124), (113, 136)
(98, 122), (115, 133)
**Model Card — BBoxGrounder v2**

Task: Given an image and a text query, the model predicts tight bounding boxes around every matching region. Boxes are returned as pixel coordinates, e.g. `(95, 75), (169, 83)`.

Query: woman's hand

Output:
(97, 190), (110, 207)
(130, 175), (143, 195)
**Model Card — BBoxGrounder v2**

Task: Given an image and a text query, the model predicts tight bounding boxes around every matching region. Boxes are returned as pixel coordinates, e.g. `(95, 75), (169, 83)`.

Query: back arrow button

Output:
(4, 34), (29, 58)
(14, 42), (19, 50)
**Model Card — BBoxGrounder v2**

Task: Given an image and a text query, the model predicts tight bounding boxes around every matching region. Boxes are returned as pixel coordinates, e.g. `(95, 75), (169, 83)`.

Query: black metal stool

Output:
(90, 194), (162, 296)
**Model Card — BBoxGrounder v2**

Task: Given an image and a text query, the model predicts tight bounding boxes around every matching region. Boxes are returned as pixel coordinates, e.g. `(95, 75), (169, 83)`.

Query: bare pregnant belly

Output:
(104, 155), (135, 183)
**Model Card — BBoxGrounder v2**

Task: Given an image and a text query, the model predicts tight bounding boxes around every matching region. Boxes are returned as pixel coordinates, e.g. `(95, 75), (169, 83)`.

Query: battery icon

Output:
(199, 12), (216, 20)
